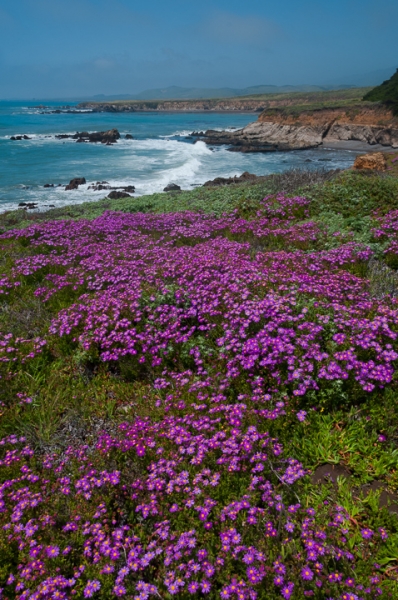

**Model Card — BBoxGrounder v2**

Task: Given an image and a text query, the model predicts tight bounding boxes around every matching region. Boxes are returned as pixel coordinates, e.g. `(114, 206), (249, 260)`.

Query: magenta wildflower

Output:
(379, 527), (388, 540)
(45, 546), (60, 558)
(201, 581), (211, 594)
(188, 582), (199, 594)
(301, 566), (314, 581)
(281, 582), (294, 599)
(361, 528), (374, 540)
(113, 585), (126, 597)
(84, 581), (101, 598)
(296, 410), (307, 422)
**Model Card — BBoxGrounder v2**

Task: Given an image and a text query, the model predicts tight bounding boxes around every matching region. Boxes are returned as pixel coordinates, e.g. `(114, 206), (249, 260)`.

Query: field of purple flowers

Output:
(2, 169), (398, 599)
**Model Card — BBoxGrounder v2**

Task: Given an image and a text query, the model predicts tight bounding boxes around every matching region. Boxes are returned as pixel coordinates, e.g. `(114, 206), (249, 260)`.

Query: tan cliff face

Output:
(198, 105), (398, 151)
(257, 106), (398, 127)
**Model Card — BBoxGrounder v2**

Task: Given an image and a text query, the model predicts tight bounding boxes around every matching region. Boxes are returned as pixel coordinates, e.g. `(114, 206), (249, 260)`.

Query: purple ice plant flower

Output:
(188, 582), (199, 594)
(84, 581), (101, 598)
(361, 528), (374, 540)
(45, 546), (60, 559)
(301, 566), (314, 581)
(296, 410), (307, 422)
(281, 582), (294, 599)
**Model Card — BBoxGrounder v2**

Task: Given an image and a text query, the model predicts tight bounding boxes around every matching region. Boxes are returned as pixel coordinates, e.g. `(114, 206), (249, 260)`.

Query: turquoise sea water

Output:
(0, 101), (363, 213)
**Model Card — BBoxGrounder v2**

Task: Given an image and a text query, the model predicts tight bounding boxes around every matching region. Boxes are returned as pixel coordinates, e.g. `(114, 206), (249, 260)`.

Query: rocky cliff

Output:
(78, 99), (269, 112)
(197, 106), (398, 152)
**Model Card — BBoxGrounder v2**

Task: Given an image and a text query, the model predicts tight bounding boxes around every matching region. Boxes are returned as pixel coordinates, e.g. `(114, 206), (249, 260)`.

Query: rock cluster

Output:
(87, 182), (135, 194)
(18, 202), (38, 209)
(107, 191), (132, 199)
(203, 171), (262, 187)
(163, 183), (181, 192)
(10, 135), (31, 140)
(55, 129), (121, 144)
(65, 178), (86, 191)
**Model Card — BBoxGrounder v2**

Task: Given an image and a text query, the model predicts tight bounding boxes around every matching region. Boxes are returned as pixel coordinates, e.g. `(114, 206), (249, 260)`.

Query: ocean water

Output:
(0, 100), (363, 213)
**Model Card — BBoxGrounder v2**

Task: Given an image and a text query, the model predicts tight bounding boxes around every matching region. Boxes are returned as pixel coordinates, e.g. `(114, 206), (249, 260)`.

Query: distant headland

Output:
(77, 84), (398, 152)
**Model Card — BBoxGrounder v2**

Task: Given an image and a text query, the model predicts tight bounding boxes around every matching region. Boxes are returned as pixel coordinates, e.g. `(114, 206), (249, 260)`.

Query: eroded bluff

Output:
(196, 107), (398, 152)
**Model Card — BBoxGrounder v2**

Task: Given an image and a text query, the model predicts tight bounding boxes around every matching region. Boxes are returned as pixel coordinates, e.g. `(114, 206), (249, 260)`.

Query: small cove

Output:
(0, 101), (365, 213)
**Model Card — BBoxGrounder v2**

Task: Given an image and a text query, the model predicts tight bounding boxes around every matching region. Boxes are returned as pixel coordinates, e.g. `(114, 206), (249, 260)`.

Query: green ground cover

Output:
(2, 156), (398, 598)
(364, 70), (398, 116)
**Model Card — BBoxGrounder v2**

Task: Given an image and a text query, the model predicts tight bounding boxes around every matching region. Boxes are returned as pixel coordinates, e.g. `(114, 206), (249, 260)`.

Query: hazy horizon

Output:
(0, 0), (397, 100)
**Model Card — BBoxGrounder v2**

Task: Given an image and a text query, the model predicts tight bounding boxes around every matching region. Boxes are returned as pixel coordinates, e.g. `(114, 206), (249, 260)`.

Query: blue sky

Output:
(0, 0), (397, 98)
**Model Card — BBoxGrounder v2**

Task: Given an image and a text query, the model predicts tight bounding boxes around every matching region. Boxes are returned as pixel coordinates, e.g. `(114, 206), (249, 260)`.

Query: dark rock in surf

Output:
(65, 177), (86, 191)
(56, 129), (120, 144)
(203, 171), (261, 187)
(18, 202), (38, 209)
(84, 129), (120, 144)
(163, 183), (181, 192)
(88, 184), (111, 191)
(89, 182), (135, 193)
(107, 191), (132, 199)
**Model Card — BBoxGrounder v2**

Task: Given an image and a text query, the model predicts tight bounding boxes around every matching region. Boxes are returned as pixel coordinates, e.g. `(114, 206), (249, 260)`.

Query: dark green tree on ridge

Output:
(363, 68), (398, 115)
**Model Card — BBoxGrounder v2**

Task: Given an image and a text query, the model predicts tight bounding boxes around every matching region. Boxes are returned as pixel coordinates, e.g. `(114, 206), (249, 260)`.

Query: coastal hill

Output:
(363, 68), (398, 115)
(78, 87), (372, 113)
(82, 83), (357, 102)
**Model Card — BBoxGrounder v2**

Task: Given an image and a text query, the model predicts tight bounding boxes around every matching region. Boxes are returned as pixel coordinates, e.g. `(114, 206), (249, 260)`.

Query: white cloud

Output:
(204, 10), (284, 47)
(93, 58), (116, 70)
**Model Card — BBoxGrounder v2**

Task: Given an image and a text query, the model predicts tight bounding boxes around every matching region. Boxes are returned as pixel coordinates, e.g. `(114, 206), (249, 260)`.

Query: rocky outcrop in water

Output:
(18, 202), (38, 209)
(87, 182), (135, 193)
(107, 191), (132, 199)
(65, 178), (86, 191)
(203, 172), (263, 186)
(163, 183), (181, 192)
(193, 107), (398, 152)
(10, 135), (31, 141)
(55, 129), (121, 144)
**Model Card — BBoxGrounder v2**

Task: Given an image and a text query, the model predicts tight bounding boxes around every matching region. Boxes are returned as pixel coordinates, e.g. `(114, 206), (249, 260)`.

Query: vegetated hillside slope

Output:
(128, 83), (357, 101)
(2, 160), (398, 598)
(255, 86), (398, 131)
(364, 68), (398, 116)
(253, 69), (398, 129)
